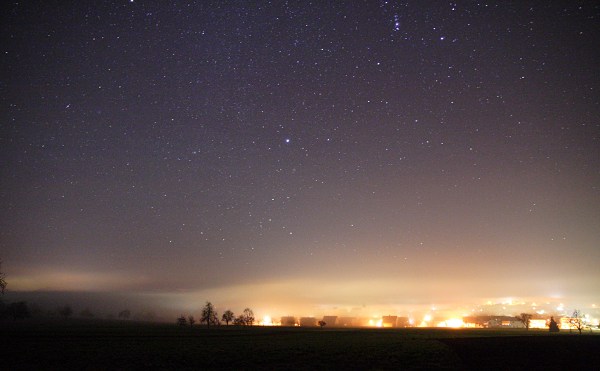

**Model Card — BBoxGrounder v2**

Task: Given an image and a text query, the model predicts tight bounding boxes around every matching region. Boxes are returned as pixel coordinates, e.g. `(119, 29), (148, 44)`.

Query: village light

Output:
(437, 318), (464, 328)
(262, 315), (273, 326)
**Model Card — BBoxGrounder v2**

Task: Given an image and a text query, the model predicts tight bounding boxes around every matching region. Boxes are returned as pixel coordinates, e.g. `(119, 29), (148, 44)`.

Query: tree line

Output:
(516, 311), (589, 334)
(177, 301), (255, 328)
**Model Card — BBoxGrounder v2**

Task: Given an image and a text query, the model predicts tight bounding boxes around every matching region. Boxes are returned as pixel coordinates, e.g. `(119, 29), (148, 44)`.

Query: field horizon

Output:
(2, 318), (599, 370)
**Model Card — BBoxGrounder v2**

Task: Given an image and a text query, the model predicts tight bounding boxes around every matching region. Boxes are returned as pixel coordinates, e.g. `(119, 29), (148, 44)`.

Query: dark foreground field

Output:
(2, 320), (599, 370)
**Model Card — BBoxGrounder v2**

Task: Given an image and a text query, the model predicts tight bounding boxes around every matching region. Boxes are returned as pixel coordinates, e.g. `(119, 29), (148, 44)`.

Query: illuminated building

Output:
(382, 315), (398, 328)
(299, 317), (317, 327)
(396, 317), (410, 327)
(280, 316), (297, 327)
(322, 316), (338, 327)
(337, 317), (355, 327)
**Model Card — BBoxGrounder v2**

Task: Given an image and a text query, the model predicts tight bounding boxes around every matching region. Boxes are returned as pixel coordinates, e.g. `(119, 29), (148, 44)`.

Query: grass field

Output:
(2, 319), (599, 370)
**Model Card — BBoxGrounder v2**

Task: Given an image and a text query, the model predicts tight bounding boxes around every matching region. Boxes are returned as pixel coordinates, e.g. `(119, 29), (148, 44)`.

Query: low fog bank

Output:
(2, 286), (597, 325)
(5, 265), (599, 321)
(1, 291), (169, 321)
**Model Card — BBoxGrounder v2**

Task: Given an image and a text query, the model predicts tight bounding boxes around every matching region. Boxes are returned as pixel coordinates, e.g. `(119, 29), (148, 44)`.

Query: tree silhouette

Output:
(0, 300), (6, 319)
(548, 316), (560, 332)
(0, 259), (7, 295)
(517, 313), (532, 330)
(118, 309), (131, 320)
(242, 308), (255, 326)
(8, 301), (30, 320)
(233, 315), (245, 325)
(177, 315), (187, 326)
(59, 305), (73, 319)
(188, 315), (196, 328)
(318, 320), (326, 328)
(569, 310), (585, 335)
(222, 309), (234, 325)
(201, 301), (219, 328)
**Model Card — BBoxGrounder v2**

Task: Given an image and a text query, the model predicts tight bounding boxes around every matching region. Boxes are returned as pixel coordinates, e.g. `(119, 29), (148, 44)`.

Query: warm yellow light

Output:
(529, 319), (547, 329)
(261, 315), (273, 326)
(437, 318), (464, 328)
(423, 314), (432, 322)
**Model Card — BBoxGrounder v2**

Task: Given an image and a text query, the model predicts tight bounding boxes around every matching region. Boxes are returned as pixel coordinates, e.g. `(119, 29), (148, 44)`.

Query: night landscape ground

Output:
(2, 320), (599, 370)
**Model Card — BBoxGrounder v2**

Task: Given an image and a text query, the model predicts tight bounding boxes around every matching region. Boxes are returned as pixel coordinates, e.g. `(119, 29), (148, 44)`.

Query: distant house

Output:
(280, 316), (297, 327)
(396, 317), (410, 327)
(560, 317), (583, 331)
(322, 316), (338, 327)
(300, 317), (317, 327)
(337, 317), (355, 327)
(529, 319), (548, 329)
(463, 316), (523, 328)
(499, 318), (523, 328)
(382, 316), (398, 328)
(355, 317), (375, 327)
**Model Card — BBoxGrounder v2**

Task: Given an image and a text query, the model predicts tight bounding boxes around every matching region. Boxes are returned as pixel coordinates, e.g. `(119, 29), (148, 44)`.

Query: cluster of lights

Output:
(250, 299), (599, 330)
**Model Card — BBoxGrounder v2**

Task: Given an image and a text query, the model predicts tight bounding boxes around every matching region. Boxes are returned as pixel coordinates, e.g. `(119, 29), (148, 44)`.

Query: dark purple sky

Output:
(1, 1), (598, 316)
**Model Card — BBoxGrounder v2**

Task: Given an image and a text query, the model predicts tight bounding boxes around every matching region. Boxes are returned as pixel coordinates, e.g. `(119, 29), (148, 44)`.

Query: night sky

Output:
(2, 1), (599, 317)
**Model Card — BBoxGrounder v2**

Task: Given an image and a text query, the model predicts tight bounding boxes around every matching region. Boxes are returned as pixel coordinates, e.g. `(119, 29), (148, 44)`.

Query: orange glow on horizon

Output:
(260, 315), (274, 326)
(436, 318), (465, 328)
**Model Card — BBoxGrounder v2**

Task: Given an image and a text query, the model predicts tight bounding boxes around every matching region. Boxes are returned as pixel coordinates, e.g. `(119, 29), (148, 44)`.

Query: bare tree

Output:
(242, 308), (255, 326)
(0, 259), (7, 294)
(59, 305), (73, 319)
(118, 309), (131, 320)
(188, 315), (196, 328)
(228, 308), (255, 326)
(517, 313), (532, 330)
(233, 315), (245, 325)
(569, 310), (585, 335)
(201, 301), (219, 328)
(222, 310), (234, 325)
(177, 315), (187, 326)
